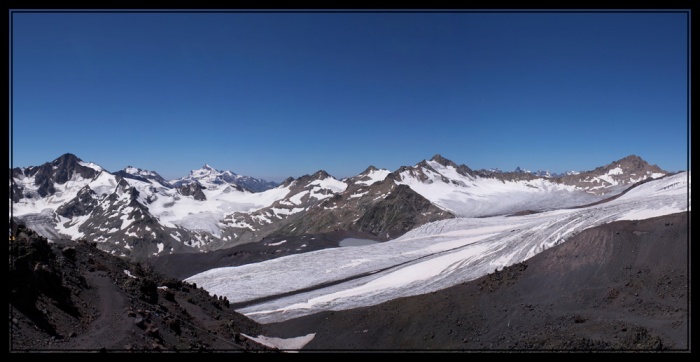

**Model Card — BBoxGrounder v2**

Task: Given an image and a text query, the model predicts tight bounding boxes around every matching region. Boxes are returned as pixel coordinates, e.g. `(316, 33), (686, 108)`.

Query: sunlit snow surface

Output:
(355, 168), (391, 186)
(187, 172), (690, 324)
(242, 333), (316, 351)
(395, 160), (606, 217)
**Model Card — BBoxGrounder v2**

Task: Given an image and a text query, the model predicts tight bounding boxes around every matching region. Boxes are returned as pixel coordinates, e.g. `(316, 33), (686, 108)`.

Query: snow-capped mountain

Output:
(10, 153), (674, 262)
(257, 166), (453, 240)
(11, 153), (105, 202)
(554, 155), (667, 195)
(10, 154), (286, 260)
(116, 166), (172, 188)
(170, 164), (278, 193)
(393, 154), (601, 217)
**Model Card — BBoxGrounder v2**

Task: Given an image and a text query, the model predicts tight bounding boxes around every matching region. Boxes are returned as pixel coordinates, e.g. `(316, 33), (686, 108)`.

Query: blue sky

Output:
(10, 11), (689, 182)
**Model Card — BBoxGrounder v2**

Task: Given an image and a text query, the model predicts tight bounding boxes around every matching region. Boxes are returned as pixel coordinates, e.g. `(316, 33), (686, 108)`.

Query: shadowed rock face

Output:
(56, 186), (99, 218)
(259, 172), (453, 241)
(11, 178), (24, 203)
(354, 184), (453, 238)
(177, 182), (207, 201)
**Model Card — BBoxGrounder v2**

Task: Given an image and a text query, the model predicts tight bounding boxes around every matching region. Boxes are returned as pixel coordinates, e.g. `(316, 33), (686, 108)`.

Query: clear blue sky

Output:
(10, 10), (689, 182)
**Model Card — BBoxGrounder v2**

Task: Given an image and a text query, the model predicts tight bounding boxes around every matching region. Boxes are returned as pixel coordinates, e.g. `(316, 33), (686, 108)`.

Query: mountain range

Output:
(9, 153), (689, 351)
(11, 153), (670, 262)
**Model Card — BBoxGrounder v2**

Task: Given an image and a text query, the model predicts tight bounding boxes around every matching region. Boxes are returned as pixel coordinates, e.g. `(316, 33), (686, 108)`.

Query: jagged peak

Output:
(606, 155), (650, 168)
(361, 165), (379, 174)
(430, 153), (446, 162)
(52, 153), (82, 165)
(58, 152), (81, 160)
(599, 154), (665, 174)
(618, 154), (643, 162)
(281, 176), (296, 187)
(429, 154), (459, 169)
(311, 170), (332, 179)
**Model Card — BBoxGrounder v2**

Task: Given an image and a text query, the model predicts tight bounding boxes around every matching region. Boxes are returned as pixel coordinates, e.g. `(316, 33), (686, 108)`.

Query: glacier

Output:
(186, 171), (690, 324)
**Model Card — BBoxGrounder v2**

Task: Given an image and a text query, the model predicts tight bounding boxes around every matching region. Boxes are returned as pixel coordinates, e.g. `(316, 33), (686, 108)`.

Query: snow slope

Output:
(396, 160), (605, 217)
(130, 178), (292, 234)
(186, 172), (690, 324)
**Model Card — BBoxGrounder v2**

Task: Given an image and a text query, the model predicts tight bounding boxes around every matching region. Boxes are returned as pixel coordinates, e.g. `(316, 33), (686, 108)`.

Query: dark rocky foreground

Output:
(8, 224), (278, 352)
(9, 211), (690, 352)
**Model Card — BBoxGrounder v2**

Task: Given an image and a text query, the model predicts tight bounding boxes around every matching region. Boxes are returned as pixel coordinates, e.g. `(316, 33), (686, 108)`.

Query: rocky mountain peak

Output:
(280, 177), (296, 187)
(615, 155), (664, 172)
(362, 165), (379, 174)
(596, 155), (666, 176)
(429, 154), (459, 168)
(120, 166), (171, 188)
(311, 170), (332, 180)
(52, 153), (82, 167)
(19, 154), (101, 197)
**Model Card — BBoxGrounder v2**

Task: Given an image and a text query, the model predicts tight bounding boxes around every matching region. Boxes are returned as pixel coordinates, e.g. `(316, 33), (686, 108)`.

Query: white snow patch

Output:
(356, 169), (391, 186)
(79, 161), (104, 172)
(310, 177), (347, 193)
(267, 240), (287, 246)
(155, 243), (164, 255)
(289, 191), (308, 205)
(607, 166), (623, 175)
(242, 333), (315, 351)
(350, 191), (368, 199)
(272, 207), (304, 216)
(252, 213), (272, 225)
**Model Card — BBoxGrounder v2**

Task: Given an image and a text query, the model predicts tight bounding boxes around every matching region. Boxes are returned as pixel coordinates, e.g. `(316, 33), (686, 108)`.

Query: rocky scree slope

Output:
(9, 222), (278, 352)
